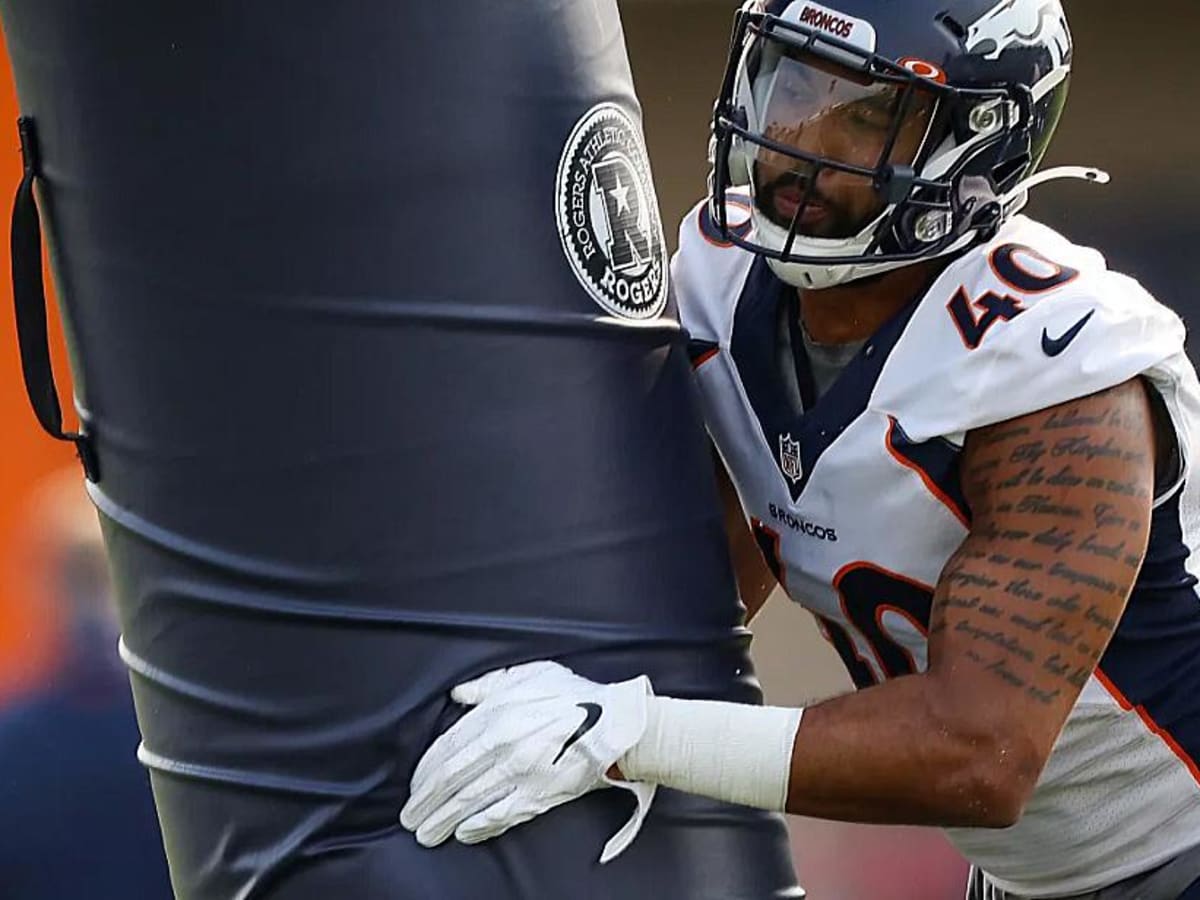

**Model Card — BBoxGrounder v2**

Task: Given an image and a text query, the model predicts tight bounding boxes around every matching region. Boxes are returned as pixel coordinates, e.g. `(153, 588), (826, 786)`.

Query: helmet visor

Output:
(744, 41), (937, 239)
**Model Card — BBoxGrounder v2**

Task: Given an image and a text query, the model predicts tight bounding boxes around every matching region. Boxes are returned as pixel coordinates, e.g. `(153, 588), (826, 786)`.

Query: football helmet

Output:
(708, 0), (1106, 289)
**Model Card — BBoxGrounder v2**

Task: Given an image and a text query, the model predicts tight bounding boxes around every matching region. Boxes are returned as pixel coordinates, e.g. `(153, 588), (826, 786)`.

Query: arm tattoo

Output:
(931, 380), (1156, 713)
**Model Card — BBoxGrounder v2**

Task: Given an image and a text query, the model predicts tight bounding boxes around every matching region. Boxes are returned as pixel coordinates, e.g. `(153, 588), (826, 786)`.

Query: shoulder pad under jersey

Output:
(870, 216), (1186, 443)
(671, 194), (757, 347)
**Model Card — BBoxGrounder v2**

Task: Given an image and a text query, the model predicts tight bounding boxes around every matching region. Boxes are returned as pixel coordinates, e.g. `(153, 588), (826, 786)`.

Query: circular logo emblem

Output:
(555, 103), (668, 320)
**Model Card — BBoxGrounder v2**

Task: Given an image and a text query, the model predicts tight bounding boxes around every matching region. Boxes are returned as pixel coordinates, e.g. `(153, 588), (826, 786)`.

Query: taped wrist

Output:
(618, 696), (803, 811)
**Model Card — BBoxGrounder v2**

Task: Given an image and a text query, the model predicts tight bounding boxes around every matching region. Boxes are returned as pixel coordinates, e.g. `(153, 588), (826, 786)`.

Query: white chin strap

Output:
(766, 249), (924, 291)
(761, 165), (1111, 291)
(998, 165), (1111, 216)
(755, 211), (898, 291)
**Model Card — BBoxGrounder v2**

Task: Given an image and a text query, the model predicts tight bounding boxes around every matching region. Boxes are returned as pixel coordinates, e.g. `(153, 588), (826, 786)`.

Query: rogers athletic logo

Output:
(555, 103), (668, 320)
(799, 5), (854, 38)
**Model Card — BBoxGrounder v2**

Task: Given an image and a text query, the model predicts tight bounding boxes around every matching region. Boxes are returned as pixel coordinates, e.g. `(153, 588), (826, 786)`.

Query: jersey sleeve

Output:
(670, 194), (756, 357)
(870, 217), (1188, 449)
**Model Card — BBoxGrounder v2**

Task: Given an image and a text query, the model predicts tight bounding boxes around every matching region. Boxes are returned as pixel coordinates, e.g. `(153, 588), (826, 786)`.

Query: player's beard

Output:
(755, 169), (870, 240)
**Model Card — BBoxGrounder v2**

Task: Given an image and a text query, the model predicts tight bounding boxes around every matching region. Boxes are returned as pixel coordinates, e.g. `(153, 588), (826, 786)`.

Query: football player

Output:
(401, 2), (1200, 897)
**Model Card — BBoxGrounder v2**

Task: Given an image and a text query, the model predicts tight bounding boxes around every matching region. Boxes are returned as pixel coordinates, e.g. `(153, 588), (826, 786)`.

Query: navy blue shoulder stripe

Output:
(1098, 486), (1200, 782)
(885, 417), (970, 528)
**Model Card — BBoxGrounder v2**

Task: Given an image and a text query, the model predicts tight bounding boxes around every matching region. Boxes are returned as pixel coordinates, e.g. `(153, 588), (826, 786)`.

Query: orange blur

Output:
(0, 30), (78, 701)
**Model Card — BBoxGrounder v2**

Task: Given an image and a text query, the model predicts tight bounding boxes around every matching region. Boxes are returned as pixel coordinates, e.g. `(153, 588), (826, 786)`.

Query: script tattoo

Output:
(933, 381), (1155, 712)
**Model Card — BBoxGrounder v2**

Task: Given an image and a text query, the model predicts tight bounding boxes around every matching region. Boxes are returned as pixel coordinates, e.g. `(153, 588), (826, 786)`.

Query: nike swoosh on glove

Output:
(400, 660), (656, 863)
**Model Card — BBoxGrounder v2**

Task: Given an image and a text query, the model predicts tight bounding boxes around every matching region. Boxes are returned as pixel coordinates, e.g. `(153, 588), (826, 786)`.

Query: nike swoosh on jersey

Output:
(551, 702), (602, 765)
(1041, 309), (1096, 357)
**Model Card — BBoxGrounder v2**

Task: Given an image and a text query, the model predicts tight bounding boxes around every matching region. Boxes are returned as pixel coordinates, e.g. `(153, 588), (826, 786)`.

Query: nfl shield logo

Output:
(778, 433), (803, 484)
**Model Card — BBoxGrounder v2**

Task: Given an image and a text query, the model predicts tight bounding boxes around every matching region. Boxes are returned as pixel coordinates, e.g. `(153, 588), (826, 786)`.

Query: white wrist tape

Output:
(618, 697), (803, 811)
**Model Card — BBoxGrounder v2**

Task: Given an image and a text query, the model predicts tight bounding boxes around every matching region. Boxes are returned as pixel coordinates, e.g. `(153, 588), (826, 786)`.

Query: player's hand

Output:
(400, 660), (657, 863)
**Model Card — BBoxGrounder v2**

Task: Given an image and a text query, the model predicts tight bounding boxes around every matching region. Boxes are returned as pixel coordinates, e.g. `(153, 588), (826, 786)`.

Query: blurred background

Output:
(0, 1), (1194, 896)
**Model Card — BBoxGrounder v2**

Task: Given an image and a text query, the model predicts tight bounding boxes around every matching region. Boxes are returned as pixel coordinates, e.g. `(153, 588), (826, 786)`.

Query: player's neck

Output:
(797, 258), (948, 345)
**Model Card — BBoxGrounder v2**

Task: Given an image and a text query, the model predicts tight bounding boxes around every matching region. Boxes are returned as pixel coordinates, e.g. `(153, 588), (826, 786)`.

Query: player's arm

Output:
(617, 377), (1159, 827)
(768, 376), (1157, 825)
(715, 452), (777, 622)
(402, 378), (1162, 850)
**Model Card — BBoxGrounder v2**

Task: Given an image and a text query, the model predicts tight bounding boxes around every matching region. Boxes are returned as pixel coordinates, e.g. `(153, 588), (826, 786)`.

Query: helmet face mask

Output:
(745, 43), (940, 241)
(709, 0), (1077, 290)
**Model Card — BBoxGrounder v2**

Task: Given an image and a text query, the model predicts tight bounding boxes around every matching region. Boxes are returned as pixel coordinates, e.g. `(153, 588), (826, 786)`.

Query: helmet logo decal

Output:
(781, 1), (877, 51)
(966, 0), (1071, 65)
(555, 103), (668, 320)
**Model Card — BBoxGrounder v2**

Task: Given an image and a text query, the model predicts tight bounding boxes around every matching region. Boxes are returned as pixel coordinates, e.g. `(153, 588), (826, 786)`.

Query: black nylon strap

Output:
(10, 116), (98, 481)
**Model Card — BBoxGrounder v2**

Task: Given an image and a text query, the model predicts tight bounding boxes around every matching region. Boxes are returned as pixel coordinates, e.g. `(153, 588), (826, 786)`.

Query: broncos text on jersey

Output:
(674, 194), (1200, 897)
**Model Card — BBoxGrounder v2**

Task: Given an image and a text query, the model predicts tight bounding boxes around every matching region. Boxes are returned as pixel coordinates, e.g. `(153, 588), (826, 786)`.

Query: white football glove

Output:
(400, 660), (656, 863)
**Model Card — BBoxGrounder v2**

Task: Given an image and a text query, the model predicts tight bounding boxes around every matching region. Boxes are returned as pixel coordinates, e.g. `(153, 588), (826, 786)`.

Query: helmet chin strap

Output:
(758, 165), (1110, 292)
(765, 246), (937, 291)
(1000, 165), (1111, 213)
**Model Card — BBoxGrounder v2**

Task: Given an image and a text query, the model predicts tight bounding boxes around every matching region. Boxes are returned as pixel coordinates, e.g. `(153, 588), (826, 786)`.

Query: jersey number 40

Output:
(948, 243), (1080, 350)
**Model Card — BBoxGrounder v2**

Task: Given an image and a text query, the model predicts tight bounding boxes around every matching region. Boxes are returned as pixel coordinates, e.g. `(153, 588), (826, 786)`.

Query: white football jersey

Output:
(674, 197), (1200, 897)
